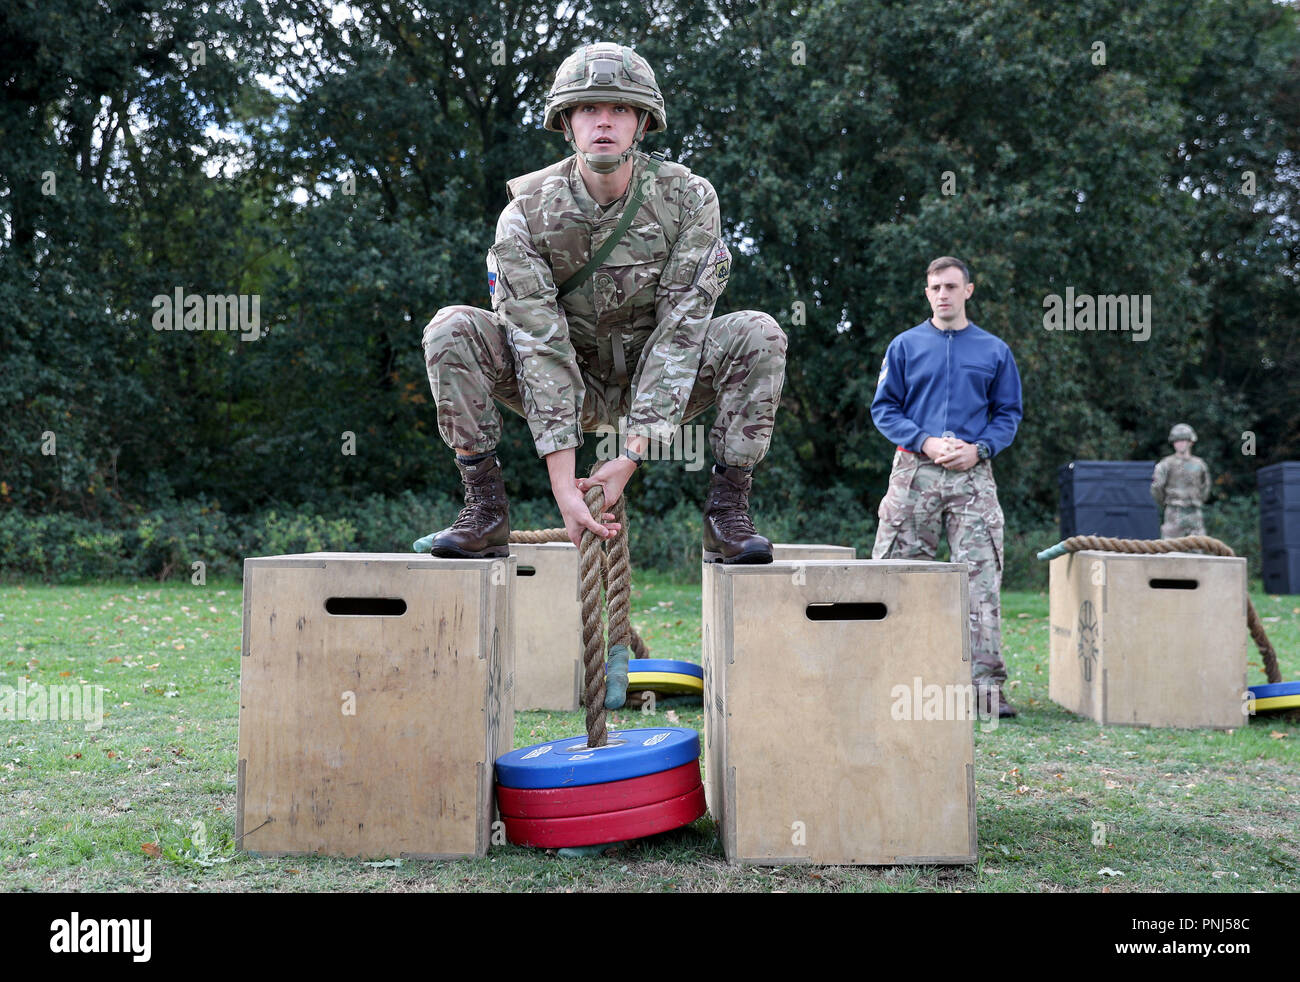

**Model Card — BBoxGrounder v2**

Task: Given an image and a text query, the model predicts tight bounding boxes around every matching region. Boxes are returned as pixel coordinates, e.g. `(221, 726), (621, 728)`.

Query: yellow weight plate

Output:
(626, 671), (704, 695)
(1250, 694), (1300, 712)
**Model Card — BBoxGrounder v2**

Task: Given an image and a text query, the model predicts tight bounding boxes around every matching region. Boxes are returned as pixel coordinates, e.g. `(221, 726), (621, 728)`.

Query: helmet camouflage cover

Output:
(1168, 423), (1197, 443)
(543, 43), (667, 136)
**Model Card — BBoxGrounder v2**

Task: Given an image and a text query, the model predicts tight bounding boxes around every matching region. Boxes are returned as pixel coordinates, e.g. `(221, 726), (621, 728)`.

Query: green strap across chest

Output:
(556, 152), (666, 299)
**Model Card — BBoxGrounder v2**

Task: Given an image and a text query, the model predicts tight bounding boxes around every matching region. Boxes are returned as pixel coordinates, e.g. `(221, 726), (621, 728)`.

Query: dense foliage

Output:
(3, 0), (1296, 580)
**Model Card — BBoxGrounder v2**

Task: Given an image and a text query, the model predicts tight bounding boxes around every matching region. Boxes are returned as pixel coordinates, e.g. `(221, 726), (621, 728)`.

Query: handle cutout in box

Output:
(805, 602), (887, 621)
(516, 566), (536, 576)
(1148, 578), (1198, 590)
(324, 597), (408, 616)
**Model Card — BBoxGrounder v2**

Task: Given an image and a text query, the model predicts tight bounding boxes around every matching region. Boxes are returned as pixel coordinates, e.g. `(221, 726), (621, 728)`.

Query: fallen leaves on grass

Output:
(141, 843), (162, 858)
(1270, 731), (1287, 740)
(1098, 867), (1124, 877)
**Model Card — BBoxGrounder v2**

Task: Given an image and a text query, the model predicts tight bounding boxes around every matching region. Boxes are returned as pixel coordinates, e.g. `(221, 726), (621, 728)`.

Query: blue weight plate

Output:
(494, 727), (700, 790)
(626, 659), (704, 679)
(1248, 681), (1300, 699)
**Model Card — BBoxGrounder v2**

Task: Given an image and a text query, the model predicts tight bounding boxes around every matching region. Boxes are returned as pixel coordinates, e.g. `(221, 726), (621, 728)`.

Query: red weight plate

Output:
(497, 760), (702, 819)
(503, 784), (707, 849)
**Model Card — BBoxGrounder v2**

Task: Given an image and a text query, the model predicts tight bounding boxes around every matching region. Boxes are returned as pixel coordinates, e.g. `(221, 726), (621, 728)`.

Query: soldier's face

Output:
(925, 269), (974, 322)
(1173, 439), (1191, 454)
(568, 102), (640, 156)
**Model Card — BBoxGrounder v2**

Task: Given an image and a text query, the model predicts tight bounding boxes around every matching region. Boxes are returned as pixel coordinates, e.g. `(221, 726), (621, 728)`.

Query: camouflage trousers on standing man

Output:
(421, 305), (786, 466)
(871, 450), (1007, 685)
(1161, 505), (1205, 539)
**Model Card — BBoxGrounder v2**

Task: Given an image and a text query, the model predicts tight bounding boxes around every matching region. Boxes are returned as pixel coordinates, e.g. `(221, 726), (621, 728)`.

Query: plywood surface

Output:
(510, 543), (582, 711)
(704, 561), (976, 865)
(237, 553), (514, 858)
(771, 544), (858, 561)
(1049, 551), (1246, 729)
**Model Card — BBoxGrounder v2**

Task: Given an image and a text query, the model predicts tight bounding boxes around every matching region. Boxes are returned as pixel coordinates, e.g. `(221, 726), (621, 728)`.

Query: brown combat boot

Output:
(976, 682), (1018, 719)
(998, 689), (1018, 719)
(429, 454), (510, 559)
(702, 465), (773, 564)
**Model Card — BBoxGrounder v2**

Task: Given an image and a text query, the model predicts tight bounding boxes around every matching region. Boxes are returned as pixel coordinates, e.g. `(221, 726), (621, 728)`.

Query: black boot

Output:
(429, 455), (510, 558)
(976, 682), (1018, 719)
(702, 465), (773, 564)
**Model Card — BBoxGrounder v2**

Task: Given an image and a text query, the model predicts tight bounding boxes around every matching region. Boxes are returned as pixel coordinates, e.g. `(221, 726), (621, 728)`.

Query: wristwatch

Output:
(621, 448), (644, 468)
(976, 442), (992, 461)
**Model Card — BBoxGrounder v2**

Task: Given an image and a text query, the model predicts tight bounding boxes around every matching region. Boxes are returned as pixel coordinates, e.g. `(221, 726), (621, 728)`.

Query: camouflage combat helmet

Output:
(1168, 423), (1197, 443)
(543, 42), (666, 174)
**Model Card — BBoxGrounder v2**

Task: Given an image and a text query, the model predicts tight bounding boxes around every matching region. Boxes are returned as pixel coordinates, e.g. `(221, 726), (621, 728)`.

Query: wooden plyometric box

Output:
(237, 552), (515, 858)
(771, 543), (857, 562)
(702, 560), (977, 866)
(1048, 551), (1247, 729)
(510, 542), (582, 711)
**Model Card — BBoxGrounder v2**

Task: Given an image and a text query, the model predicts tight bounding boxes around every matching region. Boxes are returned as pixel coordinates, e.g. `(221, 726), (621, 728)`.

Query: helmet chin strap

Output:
(563, 110), (650, 174)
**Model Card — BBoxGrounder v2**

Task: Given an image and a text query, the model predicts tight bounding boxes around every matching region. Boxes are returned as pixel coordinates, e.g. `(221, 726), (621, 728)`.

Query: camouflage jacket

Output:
(485, 150), (732, 456)
(1151, 453), (1210, 508)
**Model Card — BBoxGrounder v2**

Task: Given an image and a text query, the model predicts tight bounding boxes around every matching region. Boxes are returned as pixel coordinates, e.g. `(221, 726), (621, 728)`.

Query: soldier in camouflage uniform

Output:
(870, 258), (1024, 718)
(1151, 423), (1210, 538)
(420, 43), (786, 562)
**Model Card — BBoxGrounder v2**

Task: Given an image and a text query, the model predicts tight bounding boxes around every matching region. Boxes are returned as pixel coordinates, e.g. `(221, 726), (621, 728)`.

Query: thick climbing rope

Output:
(507, 473), (649, 748)
(1037, 534), (1281, 684)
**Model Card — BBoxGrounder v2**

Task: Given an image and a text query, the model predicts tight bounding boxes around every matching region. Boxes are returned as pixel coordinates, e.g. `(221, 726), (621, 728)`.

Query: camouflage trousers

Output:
(1161, 505), (1205, 539)
(421, 306), (786, 467)
(871, 450), (1007, 685)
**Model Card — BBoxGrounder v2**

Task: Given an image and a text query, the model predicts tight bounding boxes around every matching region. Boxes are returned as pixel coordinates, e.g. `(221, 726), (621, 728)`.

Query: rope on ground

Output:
(1036, 534), (1281, 685)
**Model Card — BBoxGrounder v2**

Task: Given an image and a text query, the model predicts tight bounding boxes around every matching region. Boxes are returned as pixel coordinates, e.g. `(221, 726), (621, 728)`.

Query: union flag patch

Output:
(714, 243), (731, 284)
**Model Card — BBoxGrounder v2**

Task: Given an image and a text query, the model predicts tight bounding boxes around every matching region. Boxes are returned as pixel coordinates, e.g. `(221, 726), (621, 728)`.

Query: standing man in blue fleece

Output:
(871, 256), (1024, 717)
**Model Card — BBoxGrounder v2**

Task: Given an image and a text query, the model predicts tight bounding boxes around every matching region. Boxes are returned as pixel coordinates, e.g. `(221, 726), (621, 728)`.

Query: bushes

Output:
(1002, 513), (1063, 593)
(0, 511), (128, 583)
(133, 499), (243, 581)
(1205, 494), (1261, 581)
(0, 492), (1266, 586)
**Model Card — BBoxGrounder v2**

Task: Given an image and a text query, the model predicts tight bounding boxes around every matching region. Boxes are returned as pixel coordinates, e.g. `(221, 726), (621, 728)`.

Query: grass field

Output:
(1, 572), (1297, 893)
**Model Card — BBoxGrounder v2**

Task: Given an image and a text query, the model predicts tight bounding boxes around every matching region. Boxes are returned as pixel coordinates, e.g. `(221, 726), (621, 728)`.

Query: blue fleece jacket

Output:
(871, 320), (1023, 456)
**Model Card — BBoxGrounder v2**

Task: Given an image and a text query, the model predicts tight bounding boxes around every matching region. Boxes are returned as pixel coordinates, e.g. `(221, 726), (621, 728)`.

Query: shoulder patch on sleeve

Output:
(694, 238), (731, 303)
(486, 248), (499, 299)
(713, 242), (730, 286)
